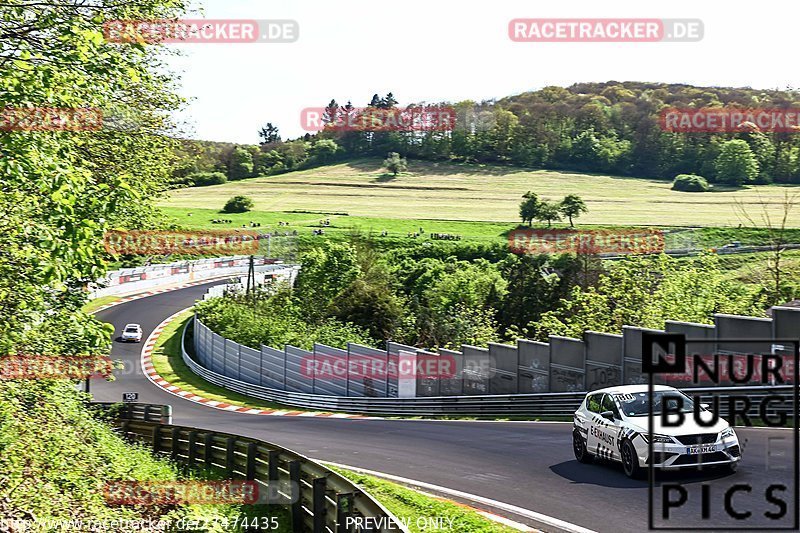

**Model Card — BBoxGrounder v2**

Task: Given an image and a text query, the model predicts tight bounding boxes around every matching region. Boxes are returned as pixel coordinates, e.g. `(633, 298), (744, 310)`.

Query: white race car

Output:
(573, 384), (741, 478)
(120, 323), (143, 343)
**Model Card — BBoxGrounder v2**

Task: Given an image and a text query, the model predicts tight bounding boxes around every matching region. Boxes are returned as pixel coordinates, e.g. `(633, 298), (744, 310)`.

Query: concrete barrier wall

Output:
(584, 331), (623, 391)
(348, 343), (387, 397)
(387, 341), (416, 398)
(549, 336), (585, 392)
(438, 348), (464, 396)
(312, 344), (348, 396)
(285, 345), (313, 393)
(622, 326), (665, 385)
(462, 345), (491, 395)
(415, 350), (441, 397)
(489, 343), (518, 394)
(518, 339), (550, 393)
(715, 314), (773, 354)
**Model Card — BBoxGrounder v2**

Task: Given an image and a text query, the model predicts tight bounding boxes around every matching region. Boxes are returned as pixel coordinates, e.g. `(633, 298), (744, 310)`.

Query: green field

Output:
(161, 158), (800, 227)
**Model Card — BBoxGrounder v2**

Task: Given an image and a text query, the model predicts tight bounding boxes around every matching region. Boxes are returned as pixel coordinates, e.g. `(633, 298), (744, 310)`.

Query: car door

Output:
(584, 392), (604, 455)
(587, 393), (623, 461)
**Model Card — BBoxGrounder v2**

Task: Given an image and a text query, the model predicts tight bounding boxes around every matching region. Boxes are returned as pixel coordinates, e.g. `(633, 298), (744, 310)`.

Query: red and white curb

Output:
(89, 277), (239, 315)
(140, 310), (376, 420)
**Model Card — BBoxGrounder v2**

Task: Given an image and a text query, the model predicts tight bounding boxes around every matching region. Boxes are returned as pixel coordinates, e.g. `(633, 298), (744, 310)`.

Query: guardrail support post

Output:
(152, 424), (160, 453)
(226, 437), (236, 476)
(143, 404), (151, 421)
(170, 427), (180, 460)
(204, 432), (214, 467)
(161, 405), (172, 425)
(246, 442), (257, 480)
(312, 477), (327, 533)
(268, 450), (280, 484)
(187, 431), (198, 465)
(289, 461), (303, 532)
(336, 493), (354, 533)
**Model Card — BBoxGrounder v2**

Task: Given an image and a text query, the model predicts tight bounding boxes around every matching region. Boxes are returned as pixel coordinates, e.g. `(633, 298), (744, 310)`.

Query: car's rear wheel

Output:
(621, 439), (643, 479)
(573, 430), (593, 463)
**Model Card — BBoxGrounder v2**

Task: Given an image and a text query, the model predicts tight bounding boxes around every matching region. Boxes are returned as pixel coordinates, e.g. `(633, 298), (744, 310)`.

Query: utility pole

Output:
(246, 255), (256, 315)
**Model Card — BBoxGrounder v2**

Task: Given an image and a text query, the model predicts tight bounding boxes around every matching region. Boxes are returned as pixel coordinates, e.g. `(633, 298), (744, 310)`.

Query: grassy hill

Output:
(161, 158), (800, 227)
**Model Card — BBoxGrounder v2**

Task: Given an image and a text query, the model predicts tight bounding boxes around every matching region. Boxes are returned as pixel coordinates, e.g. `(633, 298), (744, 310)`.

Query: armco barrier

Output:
(101, 410), (406, 532)
(90, 402), (172, 424)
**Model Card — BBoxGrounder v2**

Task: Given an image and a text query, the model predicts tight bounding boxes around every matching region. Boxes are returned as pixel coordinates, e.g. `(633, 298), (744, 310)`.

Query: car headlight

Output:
(720, 427), (736, 440)
(641, 433), (673, 444)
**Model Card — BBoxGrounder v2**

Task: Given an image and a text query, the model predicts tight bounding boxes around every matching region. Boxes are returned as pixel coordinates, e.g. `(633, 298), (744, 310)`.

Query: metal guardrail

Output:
(94, 404), (406, 532)
(90, 402), (173, 424)
(181, 320), (796, 417)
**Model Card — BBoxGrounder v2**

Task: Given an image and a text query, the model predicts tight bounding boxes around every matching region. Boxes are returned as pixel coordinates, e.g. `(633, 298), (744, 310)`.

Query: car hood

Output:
(625, 411), (730, 436)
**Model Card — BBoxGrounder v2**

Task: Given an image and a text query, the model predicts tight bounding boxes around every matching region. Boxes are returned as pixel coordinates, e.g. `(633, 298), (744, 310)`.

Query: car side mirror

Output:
(601, 410), (615, 421)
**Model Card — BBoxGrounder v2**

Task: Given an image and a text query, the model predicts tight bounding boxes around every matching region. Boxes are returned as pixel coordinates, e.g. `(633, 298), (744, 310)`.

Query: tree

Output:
(189, 172), (227, 186)
(228, 146), (254, 180)
(519, 191), (540, 226)
(294, 242), (361, 321)
(715, 139), (759, 185)
(309, 139), (339, 165)
(369, 94), (382, 108)
(381, 92), (398, 108)
(536, 201), (562, 227)
(322, 99), (339, 125)
(223, 195), (254, 213)
(559, 194), (588, 227)
(383, 152), (407, 176)
(672, 174), (710, 192)
(735, 191), (800, 305)
(258, 123), (280, 144)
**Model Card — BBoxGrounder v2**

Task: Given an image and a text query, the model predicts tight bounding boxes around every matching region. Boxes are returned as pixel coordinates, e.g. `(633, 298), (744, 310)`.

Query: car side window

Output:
(586, 394), (602, 413)
(601, 394), (620, 417)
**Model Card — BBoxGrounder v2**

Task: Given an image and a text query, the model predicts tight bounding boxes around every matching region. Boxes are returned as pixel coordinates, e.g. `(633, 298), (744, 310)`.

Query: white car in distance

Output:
(573, 384), (741, 478)
(120, 323), (143, 343)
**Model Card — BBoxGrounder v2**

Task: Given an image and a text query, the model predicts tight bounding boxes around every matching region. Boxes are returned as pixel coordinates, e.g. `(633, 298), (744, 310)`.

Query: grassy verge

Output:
(82, 295), (121, 314)
(0, 379), (290, 531)
(329, 466), (523, 532)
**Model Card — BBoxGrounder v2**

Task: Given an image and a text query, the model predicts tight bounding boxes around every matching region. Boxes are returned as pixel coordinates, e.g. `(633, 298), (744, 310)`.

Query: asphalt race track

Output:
(91, 280), (798, 532)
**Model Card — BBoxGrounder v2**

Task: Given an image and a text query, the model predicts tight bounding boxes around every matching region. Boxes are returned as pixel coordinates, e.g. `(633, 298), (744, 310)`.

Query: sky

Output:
(165, 0), (798, 144)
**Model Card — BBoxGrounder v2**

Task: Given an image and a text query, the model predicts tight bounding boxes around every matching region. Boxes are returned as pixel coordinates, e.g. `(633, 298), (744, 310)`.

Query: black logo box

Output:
(643, 333), (799, 531)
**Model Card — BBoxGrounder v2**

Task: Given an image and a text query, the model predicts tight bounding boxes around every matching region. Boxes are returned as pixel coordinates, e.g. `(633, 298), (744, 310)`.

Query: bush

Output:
(672, 174), (710, 192)
(223, 195), (254, 213)
(188, 171), (227, 186)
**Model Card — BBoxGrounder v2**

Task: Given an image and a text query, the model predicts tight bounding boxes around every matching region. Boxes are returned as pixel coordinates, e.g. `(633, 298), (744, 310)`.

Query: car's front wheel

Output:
(621, 439), (643, 479)
(573, 430), (593, 463)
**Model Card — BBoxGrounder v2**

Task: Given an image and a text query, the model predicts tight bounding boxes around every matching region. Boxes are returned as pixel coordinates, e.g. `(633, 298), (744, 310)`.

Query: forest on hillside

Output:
(174, 81), (800, 186)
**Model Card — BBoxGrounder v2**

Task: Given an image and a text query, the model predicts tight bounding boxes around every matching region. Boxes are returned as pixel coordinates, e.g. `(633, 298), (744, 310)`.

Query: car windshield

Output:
(612, 391), (694, 417)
